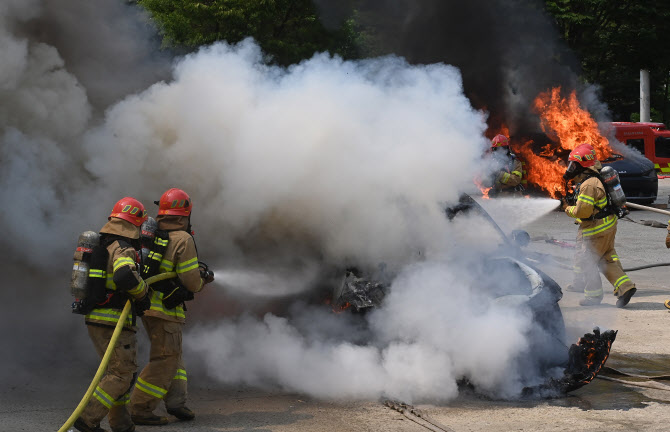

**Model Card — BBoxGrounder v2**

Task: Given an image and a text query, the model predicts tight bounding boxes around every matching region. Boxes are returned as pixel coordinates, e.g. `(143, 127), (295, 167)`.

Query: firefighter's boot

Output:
(73, 418), (109, 432)
(130, 414), (169, 426)
(579, 296), (603, 306)
(167, 406), (195, 421)
(566, 284), (582, 293)
(616, 287), (637, 308)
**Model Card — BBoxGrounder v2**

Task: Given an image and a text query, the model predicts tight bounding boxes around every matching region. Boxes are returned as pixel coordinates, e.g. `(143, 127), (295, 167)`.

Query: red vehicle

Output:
(611, 122), (670, 173)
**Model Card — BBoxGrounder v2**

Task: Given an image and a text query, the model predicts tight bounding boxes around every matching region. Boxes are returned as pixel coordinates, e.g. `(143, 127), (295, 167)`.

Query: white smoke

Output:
(0, 1), (566, 402)
(82, 40), (489, 268)
(188, 261), (535, 402)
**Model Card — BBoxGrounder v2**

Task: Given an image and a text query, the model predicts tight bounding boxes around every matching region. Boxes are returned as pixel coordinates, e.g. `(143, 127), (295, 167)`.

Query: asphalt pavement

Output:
(5, 180), (670, 432)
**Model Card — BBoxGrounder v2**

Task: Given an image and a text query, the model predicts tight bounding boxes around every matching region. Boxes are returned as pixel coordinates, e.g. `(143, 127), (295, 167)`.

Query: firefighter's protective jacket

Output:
(85, 219), (147, 330)
(564, 172), (617, 238)
(494, 156), (523, 191)
(144, 216), (204, 323)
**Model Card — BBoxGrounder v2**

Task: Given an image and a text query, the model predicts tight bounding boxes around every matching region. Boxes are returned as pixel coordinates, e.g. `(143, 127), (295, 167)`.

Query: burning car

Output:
(504, 87), (657, 204)
(516, 131), (658, 205)
(331, 194), (616, 397)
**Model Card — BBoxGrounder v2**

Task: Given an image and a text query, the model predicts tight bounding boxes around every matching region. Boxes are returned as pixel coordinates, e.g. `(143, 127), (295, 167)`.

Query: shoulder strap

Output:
(116, 239), (132, 249)
(142, 229), (170, 278)
(86, 245), (110, 306)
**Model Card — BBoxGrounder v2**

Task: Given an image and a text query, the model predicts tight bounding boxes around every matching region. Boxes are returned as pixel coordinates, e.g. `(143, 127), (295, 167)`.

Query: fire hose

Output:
(58, 271), (177, 432)
(625, 201), (670, 216)
(532, 201), (670, 272)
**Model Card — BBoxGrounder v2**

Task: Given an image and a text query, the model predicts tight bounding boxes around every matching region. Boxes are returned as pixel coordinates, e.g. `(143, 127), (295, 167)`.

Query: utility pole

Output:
(640, 69), (651, 122)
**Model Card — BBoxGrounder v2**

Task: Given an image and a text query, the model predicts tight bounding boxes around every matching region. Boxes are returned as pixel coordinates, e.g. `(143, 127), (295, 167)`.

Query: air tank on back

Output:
(140, 216), (157, 265)
(600, 166), (626, 208)
(70, 231), (100, 299)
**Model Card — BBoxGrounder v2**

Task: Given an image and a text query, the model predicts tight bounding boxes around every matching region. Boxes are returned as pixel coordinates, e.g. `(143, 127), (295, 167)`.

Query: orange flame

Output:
(332, 302), (352, 314)
(534, 88), (612, 158)
(474, 177), (492, 199)
(512, 87), (613, 198)
(575, 337), (613, 385)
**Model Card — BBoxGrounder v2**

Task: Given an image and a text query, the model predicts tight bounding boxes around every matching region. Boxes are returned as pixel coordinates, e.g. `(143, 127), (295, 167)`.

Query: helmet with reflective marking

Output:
(568, 143), (597, 167)
(109, 197), (148, 227)
(491, 134), (510, 149)
(157, 188), (192, 216)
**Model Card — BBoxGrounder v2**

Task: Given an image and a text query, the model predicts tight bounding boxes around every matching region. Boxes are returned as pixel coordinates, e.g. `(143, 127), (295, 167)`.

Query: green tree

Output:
(138, 0), (361, 65)
(545, 0), (670, 122)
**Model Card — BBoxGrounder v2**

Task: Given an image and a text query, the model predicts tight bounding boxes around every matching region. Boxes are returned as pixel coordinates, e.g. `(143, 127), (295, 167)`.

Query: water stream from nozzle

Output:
(210, 267), (320, 298)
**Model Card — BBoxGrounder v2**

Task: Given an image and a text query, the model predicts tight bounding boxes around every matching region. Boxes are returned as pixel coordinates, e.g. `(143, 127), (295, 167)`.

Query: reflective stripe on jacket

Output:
(144, 230), (204, 323)
(495, 157), (523, 189)
(565, 176), (616, 237)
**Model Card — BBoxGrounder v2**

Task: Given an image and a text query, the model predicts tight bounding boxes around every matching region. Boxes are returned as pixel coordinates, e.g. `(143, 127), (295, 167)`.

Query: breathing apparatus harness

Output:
(142, 224), (200, 310)
(73, 234), (145, 326)
(565, 168), (629, 221)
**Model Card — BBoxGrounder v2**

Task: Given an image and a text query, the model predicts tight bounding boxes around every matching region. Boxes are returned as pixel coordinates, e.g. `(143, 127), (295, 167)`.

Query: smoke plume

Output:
(315, 0), (585, 136)
(2, 0), (570, 402)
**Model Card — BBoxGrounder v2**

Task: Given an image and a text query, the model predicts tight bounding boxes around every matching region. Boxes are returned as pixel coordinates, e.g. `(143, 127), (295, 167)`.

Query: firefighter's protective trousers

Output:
(79, 326), (137, 432)
(130, 316), (186, 416)
(566, 175), (635, 299)
(80, 236), (147, 430)
(130, 228), (202, 416)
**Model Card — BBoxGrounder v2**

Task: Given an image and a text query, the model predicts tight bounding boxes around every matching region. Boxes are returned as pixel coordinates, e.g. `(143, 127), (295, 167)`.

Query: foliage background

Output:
(137, 0), (670, 123)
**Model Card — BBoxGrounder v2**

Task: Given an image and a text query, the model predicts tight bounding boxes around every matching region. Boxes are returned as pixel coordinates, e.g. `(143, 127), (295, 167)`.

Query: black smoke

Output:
(315, 0), (584, 136)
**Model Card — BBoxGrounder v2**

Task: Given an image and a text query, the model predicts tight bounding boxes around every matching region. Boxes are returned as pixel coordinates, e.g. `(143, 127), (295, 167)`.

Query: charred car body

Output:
(331, 194), (616, 397)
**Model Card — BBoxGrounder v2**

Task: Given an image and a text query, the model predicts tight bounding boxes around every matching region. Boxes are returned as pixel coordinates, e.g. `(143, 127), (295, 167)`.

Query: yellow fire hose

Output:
(58, 272), (177, 432)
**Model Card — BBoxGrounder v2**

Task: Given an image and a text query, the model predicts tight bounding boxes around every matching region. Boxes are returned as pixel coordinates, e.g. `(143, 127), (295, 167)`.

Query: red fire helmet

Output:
(568, 143), (597, 167)
(491, 134), (510, 148)
(109, 197), (148, 227)
(157, 188), (192, 216)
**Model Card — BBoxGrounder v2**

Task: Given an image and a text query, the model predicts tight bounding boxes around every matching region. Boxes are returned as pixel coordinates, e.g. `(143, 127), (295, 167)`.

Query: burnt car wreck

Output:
(331, 194), (616, 398)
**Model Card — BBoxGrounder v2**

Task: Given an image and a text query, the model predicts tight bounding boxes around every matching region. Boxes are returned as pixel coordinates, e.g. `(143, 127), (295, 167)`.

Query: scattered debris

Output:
(523, 327), (617, 397)
(384, 400), (455, 432)
(530, 234), (576, 248)
(331, 269), (388, 313)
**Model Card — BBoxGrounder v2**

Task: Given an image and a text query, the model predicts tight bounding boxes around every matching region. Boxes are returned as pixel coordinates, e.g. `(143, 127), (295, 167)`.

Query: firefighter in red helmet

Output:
(563, 143), (636, 307)
(74, 197), (150, 432)
(130, 188), (214, 425)
(488, 134), (524, 196)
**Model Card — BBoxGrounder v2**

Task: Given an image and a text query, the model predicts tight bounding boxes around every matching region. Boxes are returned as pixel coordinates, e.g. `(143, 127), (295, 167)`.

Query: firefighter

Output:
(74, 197), (150, 432)
(488, 134), (524, 197)
(563, 143), (637, 307)
(129, 188), (214, 425)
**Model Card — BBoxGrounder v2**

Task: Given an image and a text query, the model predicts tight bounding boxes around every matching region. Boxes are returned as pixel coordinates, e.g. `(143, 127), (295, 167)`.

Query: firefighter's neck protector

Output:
(156, 214), (189, 231)
(100, 218), (141, 239)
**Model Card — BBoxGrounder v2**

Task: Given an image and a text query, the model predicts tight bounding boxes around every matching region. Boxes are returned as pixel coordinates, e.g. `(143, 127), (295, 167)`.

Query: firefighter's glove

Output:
(163, 286), (191, 310)
(199, 263), (214, 284)
(560, 198), (570, 210)
(665, 233), (670, 249)
(135, 293), (151, 317)
(201, 269), (215, 284)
